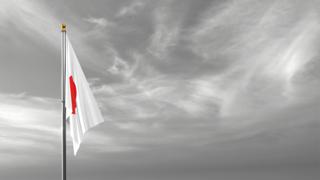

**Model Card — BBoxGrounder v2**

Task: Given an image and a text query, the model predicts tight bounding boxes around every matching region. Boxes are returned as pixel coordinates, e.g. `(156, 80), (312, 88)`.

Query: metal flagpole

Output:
(61, 23), (67, 180)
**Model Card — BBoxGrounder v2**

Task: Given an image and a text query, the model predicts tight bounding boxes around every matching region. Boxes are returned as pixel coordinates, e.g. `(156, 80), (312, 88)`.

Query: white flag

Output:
(65, 36), (104, 155)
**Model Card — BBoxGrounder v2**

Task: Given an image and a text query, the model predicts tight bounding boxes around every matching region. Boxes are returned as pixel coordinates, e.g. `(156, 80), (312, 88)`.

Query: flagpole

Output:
(61, 23), (67, 180)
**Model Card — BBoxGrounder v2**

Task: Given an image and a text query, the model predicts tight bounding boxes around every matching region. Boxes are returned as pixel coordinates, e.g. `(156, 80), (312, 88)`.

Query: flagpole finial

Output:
(61, 23), (67, 32)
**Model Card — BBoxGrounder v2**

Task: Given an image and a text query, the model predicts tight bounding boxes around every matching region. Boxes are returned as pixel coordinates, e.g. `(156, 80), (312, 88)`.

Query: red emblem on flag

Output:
(69, 76), (77, 114)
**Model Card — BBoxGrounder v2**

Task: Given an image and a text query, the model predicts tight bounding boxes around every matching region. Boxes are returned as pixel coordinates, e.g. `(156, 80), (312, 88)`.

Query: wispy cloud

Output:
(0, 93), (60, 166)
(0, 0), (113, 73)
(186, 0), (320, 116)
(116, 1), (145, 17)
(147, 6), (180, 58)
(84, 17), (113, 28)
(0, 93), (129, 165)
(0, 0), (60, 46)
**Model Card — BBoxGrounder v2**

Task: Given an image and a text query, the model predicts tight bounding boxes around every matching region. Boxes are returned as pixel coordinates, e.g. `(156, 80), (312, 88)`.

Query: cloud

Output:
(0, 93), (125, 165)
(0, 0), (113, 74)
(84, 17), (113, 28)
(108, 56), (131, 75)
(147, 6), (180, 59)
(116, 1), (145, 17)
(0, 93), (60, 166)
(0, 0), (60, 46)
(183, 0), (320, 116)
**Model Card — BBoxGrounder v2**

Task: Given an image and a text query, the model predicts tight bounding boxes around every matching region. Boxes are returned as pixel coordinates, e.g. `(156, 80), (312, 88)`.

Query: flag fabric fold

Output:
(65, 36), (104, 155)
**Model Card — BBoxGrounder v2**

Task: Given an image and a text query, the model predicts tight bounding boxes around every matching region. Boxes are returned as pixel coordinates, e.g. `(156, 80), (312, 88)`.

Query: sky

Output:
(0, 0), (319, 179)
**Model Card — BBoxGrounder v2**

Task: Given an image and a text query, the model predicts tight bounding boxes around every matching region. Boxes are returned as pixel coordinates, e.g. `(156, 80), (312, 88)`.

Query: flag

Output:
(65, 36), (104, 155)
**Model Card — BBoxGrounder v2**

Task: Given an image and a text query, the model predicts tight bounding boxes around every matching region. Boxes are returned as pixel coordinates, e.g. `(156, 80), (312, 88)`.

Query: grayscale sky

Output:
(0, 0), (319, 180)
